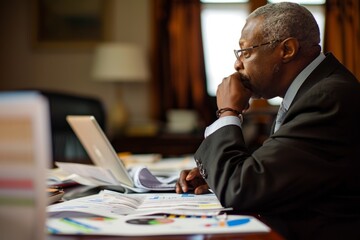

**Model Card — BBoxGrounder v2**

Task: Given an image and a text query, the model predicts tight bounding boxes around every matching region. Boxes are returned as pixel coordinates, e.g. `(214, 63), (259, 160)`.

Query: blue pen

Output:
(227, 218), (251, 227)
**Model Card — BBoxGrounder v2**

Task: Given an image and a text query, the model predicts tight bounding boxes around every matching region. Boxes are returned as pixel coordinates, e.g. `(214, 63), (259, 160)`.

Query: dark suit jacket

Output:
(194, 53), (360, 240)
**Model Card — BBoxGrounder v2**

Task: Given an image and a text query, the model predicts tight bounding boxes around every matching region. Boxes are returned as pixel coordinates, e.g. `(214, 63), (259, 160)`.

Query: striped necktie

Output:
(274, 101), (287, 132)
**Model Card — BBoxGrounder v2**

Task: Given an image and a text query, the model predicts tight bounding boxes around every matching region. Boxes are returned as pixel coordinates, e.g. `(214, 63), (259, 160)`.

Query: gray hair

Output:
(248, 2), (320, 51)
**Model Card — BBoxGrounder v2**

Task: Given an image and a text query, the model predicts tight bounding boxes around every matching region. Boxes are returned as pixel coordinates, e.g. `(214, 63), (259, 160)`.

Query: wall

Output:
(0, 0), (151, 136)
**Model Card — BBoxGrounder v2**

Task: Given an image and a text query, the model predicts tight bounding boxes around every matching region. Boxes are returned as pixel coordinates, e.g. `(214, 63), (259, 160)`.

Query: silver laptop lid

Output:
(66, 115), (134, 187)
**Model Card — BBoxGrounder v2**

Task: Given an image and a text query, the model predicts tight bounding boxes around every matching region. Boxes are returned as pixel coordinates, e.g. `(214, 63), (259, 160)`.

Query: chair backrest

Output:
(39, 91), (106, 165)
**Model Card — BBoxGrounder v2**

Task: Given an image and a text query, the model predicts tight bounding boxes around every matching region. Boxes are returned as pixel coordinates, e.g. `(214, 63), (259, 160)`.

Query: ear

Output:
(281, 38), (299, 63)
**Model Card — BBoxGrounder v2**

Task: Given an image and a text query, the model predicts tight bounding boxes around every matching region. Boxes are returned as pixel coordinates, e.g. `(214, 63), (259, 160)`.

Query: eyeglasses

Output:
(234, 40), (280, 59)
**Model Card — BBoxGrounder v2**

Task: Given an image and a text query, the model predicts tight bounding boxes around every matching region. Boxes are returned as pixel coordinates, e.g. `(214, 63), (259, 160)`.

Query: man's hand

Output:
(217, 72), (252, 114)
(175, 168), (210, 194)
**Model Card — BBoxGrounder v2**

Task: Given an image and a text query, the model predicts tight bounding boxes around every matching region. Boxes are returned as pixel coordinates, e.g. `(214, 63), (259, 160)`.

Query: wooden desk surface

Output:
(48, 230), (284, 240)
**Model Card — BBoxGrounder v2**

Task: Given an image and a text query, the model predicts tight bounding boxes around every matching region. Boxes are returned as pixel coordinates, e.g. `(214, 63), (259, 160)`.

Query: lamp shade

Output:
(92, 43), (149, 82)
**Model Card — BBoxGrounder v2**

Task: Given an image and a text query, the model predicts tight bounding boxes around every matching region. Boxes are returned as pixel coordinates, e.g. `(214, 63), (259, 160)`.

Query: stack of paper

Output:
(54, 162), (178, 191)
(48, 190), (228, 217)
(47, 214), (270, 236)
(47, 190), (271, 236)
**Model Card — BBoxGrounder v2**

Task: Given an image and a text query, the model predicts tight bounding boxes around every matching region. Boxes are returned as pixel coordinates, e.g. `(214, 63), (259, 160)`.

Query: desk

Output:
(48, 231), (284, 239)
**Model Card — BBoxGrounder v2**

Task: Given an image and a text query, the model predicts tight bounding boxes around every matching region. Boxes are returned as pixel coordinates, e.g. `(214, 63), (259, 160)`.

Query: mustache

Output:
(239, 73), (253, 91)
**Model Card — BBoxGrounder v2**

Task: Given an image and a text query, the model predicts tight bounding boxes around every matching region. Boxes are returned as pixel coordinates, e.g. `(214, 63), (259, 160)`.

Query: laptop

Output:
(65, 115), (178, 193)
(66, 115), (134, 188)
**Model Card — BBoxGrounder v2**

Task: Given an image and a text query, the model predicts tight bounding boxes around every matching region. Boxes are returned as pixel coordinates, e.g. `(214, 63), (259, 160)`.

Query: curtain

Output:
(325, 0), (360, 81)
(150, 0), (213, 127)
(150, 0), (360, 129)
(249, 0), (267, 11)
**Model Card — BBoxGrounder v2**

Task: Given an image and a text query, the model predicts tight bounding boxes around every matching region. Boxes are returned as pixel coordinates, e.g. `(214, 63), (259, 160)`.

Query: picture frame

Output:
(32, 0), (111, 49)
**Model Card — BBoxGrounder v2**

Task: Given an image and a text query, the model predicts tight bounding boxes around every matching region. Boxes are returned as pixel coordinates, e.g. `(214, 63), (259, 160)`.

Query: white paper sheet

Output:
(47, 190), (228, 218)
(54, 162), (177, 192)
(47, 214), (270, 236)
(47, 190), (270, 236)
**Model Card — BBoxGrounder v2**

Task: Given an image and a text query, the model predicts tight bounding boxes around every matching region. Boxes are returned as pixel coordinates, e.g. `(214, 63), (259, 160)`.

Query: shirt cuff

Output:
(204, 116), (242, 138)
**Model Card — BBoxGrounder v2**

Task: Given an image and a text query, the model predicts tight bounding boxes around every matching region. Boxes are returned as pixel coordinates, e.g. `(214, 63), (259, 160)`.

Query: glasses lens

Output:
(241, 49), (251, 58)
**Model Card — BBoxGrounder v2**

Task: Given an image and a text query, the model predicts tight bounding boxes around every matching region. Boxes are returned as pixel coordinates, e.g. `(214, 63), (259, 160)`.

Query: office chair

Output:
(39, 90), (106, 166)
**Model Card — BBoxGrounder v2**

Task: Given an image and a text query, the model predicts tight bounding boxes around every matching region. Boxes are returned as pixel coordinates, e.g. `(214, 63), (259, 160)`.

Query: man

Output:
(176, 2), (360, 239)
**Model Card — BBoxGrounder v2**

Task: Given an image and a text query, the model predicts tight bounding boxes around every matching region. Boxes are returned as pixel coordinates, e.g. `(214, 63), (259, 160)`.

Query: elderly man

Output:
(176, 2), (360, 239)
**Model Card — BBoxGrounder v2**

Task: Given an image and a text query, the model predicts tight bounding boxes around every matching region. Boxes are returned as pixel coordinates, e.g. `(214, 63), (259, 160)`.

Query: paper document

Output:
(48, 190), (228, 218)
(55, 162), (177, 192)
(47, 214), (270, 236)
(47, 168), (79, 188)
(47, 191), (271, 236)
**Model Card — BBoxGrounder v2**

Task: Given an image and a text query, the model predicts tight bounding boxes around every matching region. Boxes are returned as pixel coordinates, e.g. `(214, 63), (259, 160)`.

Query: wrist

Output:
(216, 107), (243, 123)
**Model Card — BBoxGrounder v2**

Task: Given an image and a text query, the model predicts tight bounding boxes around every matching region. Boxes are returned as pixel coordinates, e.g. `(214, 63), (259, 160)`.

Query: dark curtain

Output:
(325, 0), (360, 81)
(249, 0), (267, 11)
(150, 0), (213, 127)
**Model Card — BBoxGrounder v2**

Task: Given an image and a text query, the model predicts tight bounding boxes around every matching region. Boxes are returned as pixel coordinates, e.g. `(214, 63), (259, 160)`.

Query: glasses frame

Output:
(234, 40), (280, 59)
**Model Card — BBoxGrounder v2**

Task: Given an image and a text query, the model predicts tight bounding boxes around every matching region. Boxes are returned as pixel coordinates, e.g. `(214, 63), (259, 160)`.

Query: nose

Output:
(234, 58), (244, 71)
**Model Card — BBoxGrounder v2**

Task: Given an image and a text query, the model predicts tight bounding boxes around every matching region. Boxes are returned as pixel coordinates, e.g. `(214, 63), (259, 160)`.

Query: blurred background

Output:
(0, 0), (358, 163)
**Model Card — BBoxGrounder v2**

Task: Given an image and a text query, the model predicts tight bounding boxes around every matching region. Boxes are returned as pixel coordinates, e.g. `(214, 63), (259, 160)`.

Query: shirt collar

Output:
(282, 52), (326, 110)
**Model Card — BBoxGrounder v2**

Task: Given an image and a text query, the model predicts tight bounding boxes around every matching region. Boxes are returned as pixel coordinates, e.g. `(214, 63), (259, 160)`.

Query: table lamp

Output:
(92, 43), (149, 134)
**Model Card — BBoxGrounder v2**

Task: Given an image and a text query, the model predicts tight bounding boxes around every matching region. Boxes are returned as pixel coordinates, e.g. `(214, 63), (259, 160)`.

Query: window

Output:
(201, 0), (326, 105)
(201, 0), (249, 97)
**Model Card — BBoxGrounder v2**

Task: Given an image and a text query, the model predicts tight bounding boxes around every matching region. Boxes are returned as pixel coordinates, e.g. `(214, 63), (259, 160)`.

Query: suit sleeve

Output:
(194, 78), (360, 214)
